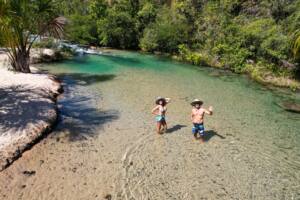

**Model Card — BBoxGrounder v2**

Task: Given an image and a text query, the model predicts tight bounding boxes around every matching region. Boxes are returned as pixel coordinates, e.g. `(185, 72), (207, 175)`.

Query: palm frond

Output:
(293, 30), (300, 59)
(0, 0), (65, 72)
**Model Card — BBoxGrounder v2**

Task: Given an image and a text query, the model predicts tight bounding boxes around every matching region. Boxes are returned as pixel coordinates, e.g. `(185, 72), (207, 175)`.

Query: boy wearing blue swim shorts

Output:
(191, 99), (213, 142)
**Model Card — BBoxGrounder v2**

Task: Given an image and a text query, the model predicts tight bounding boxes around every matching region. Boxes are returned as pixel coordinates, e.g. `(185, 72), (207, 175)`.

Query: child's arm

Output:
(191, 110), (195, 121)
(204, 106), (213, 115)
(165, 98), (171, 104)
(151, 105), (159, 115)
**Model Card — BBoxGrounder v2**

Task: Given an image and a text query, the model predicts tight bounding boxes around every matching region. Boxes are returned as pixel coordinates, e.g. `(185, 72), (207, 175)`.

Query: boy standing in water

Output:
(151, 97), (171, 134)
(191, 99), (213, 142)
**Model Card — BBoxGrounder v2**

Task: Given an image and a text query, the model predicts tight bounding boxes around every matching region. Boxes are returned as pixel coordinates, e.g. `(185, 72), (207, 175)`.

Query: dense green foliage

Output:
(1, 0), (297, 79)
(140, 6), (189, 52)
(294, 30), (300, 58)
(58, 0), (300, 80)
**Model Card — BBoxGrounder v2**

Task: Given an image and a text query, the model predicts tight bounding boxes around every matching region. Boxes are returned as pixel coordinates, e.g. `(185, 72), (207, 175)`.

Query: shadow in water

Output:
(202, 130), (226, 142)
(166, 124), (187, 134)
(60, 55), (91, 65)
(56, 97), (119, 142)
(57, 73), (116, 86)
(52, 74), (119, 142)
(102, 54), (142, 66)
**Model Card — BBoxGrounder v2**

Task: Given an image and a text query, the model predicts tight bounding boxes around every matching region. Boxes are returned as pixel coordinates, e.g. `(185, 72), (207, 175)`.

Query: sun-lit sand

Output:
(0, 52), (62, 170)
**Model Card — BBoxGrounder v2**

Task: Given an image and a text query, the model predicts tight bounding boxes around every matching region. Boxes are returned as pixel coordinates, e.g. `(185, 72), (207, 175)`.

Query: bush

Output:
(241, 19), (289, 62)
(66, 14), (98, 45)
(137, 2), (157, 33)
(140, 7), (189, 53)
(32, 38), (58, 49)
(140, 28), (158, 52)
(97, 9), (138, 49)
(178, 44), (209, 66)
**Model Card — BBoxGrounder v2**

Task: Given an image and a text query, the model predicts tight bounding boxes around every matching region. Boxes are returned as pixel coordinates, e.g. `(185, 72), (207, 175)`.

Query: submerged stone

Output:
(280, 101), (300, 113)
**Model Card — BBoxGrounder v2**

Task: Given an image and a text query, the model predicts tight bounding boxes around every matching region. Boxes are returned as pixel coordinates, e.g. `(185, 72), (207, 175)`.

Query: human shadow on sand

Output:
(202, 130), (226, 142)
(53, 74), (119, 142)
(166, 124), (187, 134)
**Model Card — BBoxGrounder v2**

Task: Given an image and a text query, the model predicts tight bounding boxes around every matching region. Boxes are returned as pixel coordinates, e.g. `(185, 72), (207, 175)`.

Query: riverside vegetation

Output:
(57, 0), (300, 89)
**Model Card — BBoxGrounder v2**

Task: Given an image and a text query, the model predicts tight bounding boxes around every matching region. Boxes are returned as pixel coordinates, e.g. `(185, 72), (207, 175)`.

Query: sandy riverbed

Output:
(0, 52), (299, 200)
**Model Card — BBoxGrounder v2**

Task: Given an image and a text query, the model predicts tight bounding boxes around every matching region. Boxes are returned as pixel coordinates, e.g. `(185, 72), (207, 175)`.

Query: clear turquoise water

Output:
(43, 50), (300, 197)
(45, 51), (300, 151)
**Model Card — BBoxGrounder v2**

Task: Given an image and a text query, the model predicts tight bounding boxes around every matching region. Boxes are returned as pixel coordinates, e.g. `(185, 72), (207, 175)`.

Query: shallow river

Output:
(0, 50), (299, 200)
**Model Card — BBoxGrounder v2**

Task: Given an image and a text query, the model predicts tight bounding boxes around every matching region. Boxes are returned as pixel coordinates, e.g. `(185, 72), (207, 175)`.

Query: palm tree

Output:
(0, 0), (64, 73)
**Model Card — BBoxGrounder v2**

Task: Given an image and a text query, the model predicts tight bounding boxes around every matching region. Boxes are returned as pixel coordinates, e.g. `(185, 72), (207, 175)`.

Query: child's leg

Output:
(192, 125), (199, 139)
(156, 122), (162, 134)
(199, 124), (205, 142)
(162, 120), (167, 132)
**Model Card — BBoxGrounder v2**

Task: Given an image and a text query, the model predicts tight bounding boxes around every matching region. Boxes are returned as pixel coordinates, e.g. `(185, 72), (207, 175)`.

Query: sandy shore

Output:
(0, 52), (62, 170)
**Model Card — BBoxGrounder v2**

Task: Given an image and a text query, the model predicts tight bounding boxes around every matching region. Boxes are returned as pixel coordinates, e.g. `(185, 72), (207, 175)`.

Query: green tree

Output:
(89, 0), (108, 19)
(137, 2), (157, 34)
(65, 14), (97, 45)
(57, 0), (104, 45)
(241, 19), (289, 62)
(97, 7), (138, 49)
(140, 7), (189, 52)
(0, 0), (64, 73)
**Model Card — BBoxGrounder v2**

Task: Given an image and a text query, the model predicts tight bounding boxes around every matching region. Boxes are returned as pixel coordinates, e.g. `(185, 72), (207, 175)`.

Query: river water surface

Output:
(0, 50), (299, 200)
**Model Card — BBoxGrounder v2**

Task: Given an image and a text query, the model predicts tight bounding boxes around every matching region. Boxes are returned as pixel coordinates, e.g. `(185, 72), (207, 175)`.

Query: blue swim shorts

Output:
(192, 123), (205, 136)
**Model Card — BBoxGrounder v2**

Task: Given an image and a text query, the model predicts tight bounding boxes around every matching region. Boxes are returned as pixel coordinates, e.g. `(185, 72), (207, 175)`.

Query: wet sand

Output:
(0, 52), (299, 199)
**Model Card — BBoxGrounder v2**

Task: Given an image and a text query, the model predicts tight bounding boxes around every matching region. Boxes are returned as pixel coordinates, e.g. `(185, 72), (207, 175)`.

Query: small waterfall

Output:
(58, 42), (102, 55)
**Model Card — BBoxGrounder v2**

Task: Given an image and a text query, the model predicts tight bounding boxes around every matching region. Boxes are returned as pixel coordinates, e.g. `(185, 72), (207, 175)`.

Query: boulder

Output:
(42, 48), (55, 57)
(280, 60), (295, 70)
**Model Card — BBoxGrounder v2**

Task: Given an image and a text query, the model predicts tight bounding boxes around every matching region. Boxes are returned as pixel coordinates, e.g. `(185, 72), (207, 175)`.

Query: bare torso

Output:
(191, 108), (205, 124)
(153, 105), (167, 116)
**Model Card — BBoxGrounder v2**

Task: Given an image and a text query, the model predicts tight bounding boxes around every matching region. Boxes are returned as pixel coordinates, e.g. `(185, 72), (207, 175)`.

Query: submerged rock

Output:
(23, 170), (36, 176)
(209, 70), (232, 77)
(104, 194), (112, 200)
(30, 48), (66, 64)
(280, 60), (295, 70)
(280, 101), (300, 113)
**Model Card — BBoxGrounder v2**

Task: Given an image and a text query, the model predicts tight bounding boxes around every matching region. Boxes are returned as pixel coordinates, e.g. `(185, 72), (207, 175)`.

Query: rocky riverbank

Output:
(0, 52), (63, 171)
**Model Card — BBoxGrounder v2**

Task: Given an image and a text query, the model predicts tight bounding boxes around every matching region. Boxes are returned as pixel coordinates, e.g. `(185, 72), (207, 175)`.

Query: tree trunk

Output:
(11, 49), (31, 73)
